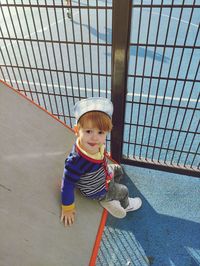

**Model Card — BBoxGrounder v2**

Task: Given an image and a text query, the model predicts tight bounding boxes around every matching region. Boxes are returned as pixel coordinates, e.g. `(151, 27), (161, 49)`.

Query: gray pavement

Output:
(0, 81), (103, 266)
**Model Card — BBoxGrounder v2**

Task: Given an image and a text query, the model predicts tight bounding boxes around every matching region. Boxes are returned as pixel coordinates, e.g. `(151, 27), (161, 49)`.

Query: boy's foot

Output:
(100, 200), (126, 218)
(125, 197), (142, 212)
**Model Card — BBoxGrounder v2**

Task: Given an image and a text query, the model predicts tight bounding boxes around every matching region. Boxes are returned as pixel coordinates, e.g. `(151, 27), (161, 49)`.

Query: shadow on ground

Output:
(72, 20), (170, 63)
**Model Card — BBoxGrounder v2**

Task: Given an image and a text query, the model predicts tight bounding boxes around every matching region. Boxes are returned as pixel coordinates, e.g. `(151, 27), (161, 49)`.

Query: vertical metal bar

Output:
(21, 1), (44, 106)
(10, 0), (36, 100)
(146, 20), (169, 161)
(61, 2), (75, 126)
(144, 2), (168, 160)
(17, 1), (40, 103)
(14, 0), (39, 101)
(180, 63), (200, 167)
(0, 27), (15, 88)
(177, 83), (200, 166)
(139, 0), (153, 159)
(87, 0), (94, 96)
(130, 1), (143, 159)
(152, 7), (176, 162)
(163, 0), (193, 163)
(70, 2), (81, 100)
(64, 2), (77, 125)
(95, 0), (101, 96)
(17, 2), (41, 104)
(156, 0), (186, 163)
(105, 0), (108, 98)
(190, 142), (200, 169)
(145, 0), (163, 162)
(28, 2), (47, 110)
(1, 2), (26, 93)
(0, 67), (6, 81)
(35, 0), (53, 114)
(180, 94), (200, 168)
(52, 0), (68, 122)
(105, 0), (109, 151)
(150, 2), (169, 162)
(78, 2), (87, 97)
(171, 23), (199, 164)
(111, 0), (132, 162)
(45, 0), (59, 116)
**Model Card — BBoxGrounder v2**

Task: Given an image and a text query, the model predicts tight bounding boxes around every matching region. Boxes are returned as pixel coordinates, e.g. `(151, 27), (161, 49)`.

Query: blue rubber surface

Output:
(97, 165), (200, 266)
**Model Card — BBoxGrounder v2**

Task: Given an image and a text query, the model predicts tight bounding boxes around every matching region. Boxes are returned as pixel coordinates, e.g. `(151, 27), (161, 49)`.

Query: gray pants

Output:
(100, 165), (129, 209)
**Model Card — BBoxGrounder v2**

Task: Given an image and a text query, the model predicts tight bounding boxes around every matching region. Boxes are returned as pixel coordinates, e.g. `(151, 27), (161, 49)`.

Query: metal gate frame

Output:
(111, 0), (200, 177)
(1, 0), (199, 177)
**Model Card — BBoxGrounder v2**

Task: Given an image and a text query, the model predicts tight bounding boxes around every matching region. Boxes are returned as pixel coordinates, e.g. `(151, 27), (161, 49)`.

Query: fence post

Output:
(111, 0), (132, 163)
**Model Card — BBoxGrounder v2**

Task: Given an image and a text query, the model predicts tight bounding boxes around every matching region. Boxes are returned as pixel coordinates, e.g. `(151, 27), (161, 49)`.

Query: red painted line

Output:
(89, 210), (108, 266)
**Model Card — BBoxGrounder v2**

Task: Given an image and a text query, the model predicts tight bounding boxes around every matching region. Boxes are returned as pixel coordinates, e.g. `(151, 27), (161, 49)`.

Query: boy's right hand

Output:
(60, 209), (76, 226)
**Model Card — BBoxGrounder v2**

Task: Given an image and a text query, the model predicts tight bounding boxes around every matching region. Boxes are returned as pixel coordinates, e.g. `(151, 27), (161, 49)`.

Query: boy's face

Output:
(77, 120), (108, 154)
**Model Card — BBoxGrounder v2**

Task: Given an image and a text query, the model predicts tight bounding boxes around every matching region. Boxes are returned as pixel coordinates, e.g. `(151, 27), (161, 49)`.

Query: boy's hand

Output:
(61, 209), (76, 226)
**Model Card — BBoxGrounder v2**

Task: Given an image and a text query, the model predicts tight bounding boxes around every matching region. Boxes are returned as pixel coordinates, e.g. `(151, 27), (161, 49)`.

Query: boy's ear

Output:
(74, 125), (79, 135)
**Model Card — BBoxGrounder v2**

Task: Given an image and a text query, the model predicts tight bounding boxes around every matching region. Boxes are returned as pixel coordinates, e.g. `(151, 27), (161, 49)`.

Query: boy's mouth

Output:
(88, 143), (98, 147)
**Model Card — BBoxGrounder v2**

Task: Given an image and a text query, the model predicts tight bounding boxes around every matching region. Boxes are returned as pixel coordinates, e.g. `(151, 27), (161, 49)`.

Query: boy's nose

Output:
(91, 133), (98, 141)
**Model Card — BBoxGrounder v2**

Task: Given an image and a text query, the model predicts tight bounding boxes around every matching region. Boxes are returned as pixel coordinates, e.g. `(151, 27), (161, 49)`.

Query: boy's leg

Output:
(109, 164), (124, 183)
(100, 179), (142, 216)
(99, 179), (127, 218)
(104, 179), (129, 208)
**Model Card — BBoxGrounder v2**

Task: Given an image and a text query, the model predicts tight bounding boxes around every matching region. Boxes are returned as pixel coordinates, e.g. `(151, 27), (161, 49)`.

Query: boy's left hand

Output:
(60, 209), (76, 227)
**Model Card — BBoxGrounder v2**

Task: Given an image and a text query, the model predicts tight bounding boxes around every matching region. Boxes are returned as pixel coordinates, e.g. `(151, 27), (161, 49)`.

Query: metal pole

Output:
(111, 0), (132, 162)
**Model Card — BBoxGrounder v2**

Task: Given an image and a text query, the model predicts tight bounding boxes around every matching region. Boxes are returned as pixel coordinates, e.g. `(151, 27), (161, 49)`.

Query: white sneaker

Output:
(125, 197), (142, 212)
(100, 200), (126, 218)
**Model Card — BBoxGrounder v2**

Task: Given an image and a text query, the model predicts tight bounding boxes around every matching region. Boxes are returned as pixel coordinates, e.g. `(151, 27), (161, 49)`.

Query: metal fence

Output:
(110, 0), (200, 176)
(0, 0), (112, 126)
(1, 0), (199, 176)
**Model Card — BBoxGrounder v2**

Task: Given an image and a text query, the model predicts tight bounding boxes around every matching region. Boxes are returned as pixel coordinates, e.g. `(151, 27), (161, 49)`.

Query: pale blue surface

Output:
(97, 165), (200, 266)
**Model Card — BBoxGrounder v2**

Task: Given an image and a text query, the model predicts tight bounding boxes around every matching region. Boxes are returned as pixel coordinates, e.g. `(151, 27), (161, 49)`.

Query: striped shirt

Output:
(61, 144), (112, 208)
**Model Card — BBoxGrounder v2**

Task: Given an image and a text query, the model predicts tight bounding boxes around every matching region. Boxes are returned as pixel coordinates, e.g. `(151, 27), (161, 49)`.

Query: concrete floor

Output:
(0, 81), (103, 266)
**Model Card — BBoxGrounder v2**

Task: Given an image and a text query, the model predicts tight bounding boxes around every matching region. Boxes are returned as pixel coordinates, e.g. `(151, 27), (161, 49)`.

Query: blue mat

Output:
(97, 165), (200, 266)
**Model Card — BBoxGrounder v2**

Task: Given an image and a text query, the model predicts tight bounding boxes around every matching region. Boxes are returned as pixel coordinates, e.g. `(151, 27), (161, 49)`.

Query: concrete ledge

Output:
(0, 81), (103, 266)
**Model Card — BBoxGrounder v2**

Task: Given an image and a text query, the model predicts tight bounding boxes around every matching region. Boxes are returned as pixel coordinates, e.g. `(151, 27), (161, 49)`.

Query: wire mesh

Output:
(122, 1), (200, 173)
(0, 0), (112, 129)
(1, 0), (199, 175)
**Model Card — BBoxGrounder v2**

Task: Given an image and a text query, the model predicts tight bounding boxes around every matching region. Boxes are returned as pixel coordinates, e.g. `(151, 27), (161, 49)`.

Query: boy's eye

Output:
(86, 130), (92, 134)
(98, 131), (105, 135)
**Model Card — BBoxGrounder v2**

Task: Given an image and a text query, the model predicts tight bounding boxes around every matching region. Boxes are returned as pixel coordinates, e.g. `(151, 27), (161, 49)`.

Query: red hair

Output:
(78, 111), (113, 132)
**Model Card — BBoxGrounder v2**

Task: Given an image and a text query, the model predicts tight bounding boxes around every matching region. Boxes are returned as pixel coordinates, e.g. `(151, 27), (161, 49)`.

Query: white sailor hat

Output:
(74, 97), (113, 122)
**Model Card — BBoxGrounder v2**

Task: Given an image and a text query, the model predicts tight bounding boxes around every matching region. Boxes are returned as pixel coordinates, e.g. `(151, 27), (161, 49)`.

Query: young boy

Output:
(66, 0), (72, 19)
(60, 97), (142, 226)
